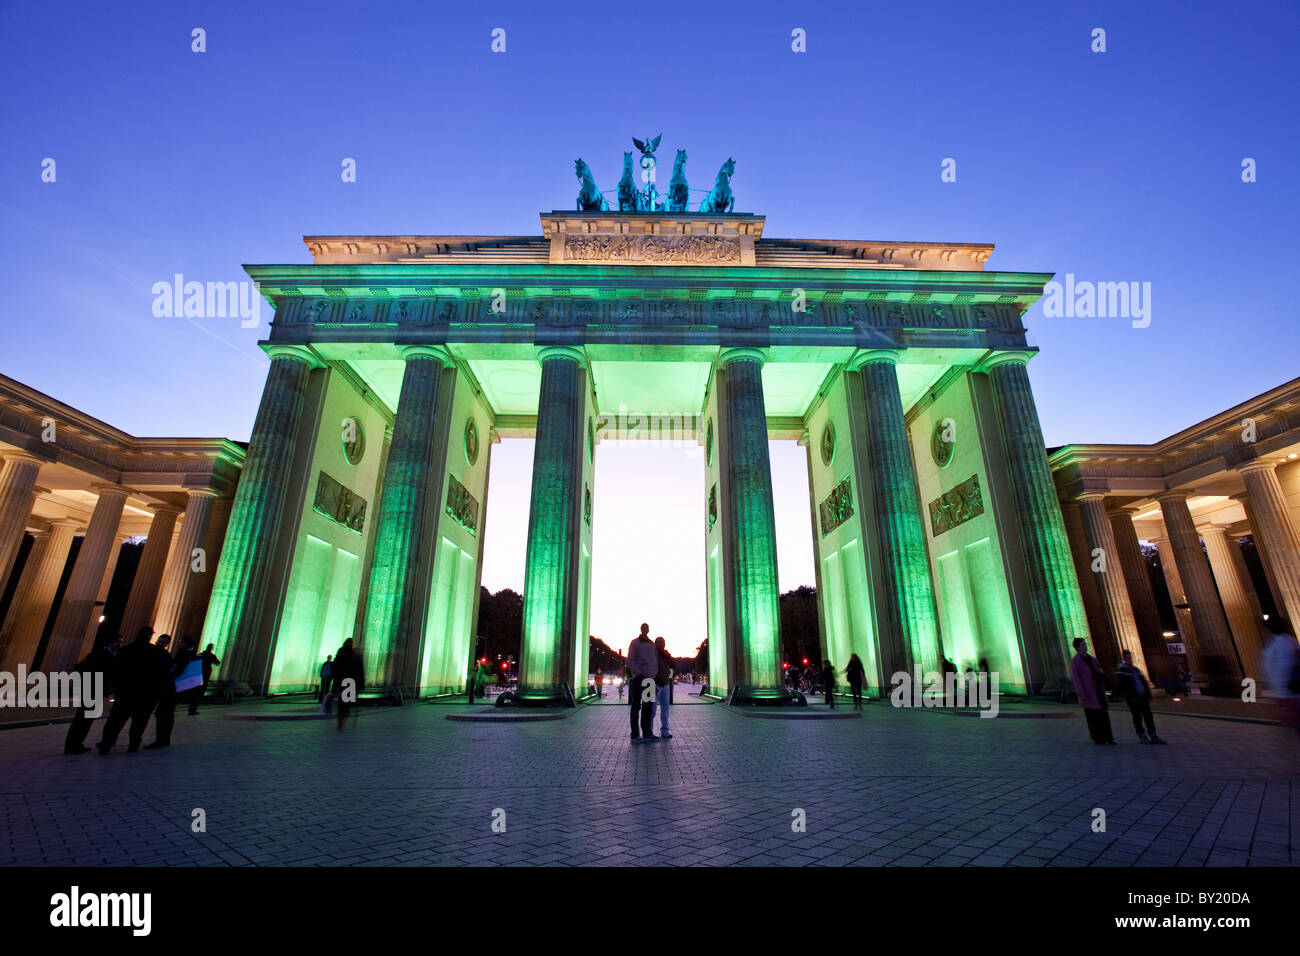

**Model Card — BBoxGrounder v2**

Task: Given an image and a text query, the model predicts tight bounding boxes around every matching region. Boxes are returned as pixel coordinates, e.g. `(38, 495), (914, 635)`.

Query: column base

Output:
(495, 684), (576, 708)
(727, 686), (807, 707)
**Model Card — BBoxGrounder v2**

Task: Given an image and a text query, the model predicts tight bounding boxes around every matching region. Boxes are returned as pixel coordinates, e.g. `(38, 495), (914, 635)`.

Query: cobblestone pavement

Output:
(1, 696), (1296, 867)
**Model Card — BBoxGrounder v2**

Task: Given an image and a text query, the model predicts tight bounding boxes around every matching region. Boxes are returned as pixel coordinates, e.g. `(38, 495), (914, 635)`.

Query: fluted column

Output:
(717, 348), (785, 695)
(200, 345), (320, 686)
(0, 452), (44, 590)
(1201, 524), (1267, 681)
(981, 353), (1088, 682)
(518, 346), (588, 702)
(1156, 492), (1238, 679)
(1076, 494), (1147, 674)
(151, 490), (218, 640)
(1227, 533), (1269, 634)
(360, 345), (451, 687)
(44, 486), (129, 669)
(852, 349), (939, 678)
(0, 521), (77, 670)
(1110, 509), (1175, 685)
(1237, 461), (1300, 628)
(118, 505), (182, 640)
(1152, 536), (1199, 666)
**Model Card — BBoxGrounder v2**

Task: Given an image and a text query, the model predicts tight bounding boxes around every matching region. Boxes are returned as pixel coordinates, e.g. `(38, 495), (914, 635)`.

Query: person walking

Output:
(1116, 649), (1165, 744)
(844, 653), (866, 712)
(595, 667), (604, 699)
(821, 658), (836, 708)
(627, 624), (658, 743)
(1070, 638), (1116, 744)
(653, 636), (673, 739)
(1262, 617), (1300, 730)
(318, 655), (333, 705)
(147, 635), (195, 749)
(64, 634), (121, 754)
(189, 643), (221, 715)
(332, 638), (364, 730)
(97, 627), (165, 754)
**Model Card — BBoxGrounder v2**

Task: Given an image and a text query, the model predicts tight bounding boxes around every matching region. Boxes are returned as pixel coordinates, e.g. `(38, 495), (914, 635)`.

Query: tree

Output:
(779, 585), (820, 666)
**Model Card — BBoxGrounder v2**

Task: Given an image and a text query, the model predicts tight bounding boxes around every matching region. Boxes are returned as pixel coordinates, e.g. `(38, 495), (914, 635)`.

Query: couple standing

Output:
(627, 623), (673, 743)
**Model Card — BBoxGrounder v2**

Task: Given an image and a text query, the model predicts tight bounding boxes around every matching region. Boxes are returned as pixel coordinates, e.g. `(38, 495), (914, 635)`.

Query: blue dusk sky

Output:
(1, 1), (1296, 656)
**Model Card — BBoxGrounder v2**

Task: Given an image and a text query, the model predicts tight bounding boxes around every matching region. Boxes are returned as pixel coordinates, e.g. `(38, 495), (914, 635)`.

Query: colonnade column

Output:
(1109, 509), (1176, 686)
(151, 490), (218, 640)
(44, 486), (129, 670)
(359, 345), (452, 688)
(717, 348), (785, 697)
(1237, 460), (1300, 627)
(1076, 493), (1147, 674)
(118, 506), (182, 641)
(200, 345), (321, 685)
(0, 522), (69, 669)
(980, 352), (1088, 683)
(1200, 524), (1267, 681)
(1151, 536), (1200, 673)
(0, 452), (44, 588)
(517, 346), (589, 703)
(1156, 492), (1239, 680)
(851, 349), (939, 678)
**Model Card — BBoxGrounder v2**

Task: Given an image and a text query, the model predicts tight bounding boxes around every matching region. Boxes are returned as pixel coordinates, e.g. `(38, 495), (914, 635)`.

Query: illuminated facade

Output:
(201, 207), (1093, 701)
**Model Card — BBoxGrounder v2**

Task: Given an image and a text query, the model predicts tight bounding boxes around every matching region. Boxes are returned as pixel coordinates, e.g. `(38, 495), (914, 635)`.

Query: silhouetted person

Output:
(1070, 638), (1115, 744)
(332, 638), (364, 730)
(1262, 617), (1300, 731)
(941, 655), (958, 705)
(844, 653), (866, 711)
(319, 655), (333, 704)
(654, 636), (673, 739)
(65, 634), (121, 754)
(190, 643), (220, 714)
(98, 627), (165, 754)
(821, 659), (835, 708)
(595, 668), (604, 699)
(1116, 649), (1164, 744)
(147, 635), (194, 749)
(627, 624), (658, 742)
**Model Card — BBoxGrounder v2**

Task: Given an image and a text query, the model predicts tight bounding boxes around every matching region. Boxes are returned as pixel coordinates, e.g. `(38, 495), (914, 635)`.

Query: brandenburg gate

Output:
(201, 148), (1093, 705)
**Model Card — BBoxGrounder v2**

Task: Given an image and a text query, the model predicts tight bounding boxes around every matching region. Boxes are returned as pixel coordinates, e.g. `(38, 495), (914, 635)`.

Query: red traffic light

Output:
(480, 657), (487, 663)
(782, 662), (789, 669)
(802, 658), (809, 665)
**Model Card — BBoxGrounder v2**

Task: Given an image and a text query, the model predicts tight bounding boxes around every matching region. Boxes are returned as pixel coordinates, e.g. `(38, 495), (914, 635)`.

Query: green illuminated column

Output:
(851, 349), (940, 678)
(718, 348), (785, 697)
(200, 345), (319, 686)
(981, 352), (1088, 683)
(360, 345), (451, 689)
(517, 346), (587, 703)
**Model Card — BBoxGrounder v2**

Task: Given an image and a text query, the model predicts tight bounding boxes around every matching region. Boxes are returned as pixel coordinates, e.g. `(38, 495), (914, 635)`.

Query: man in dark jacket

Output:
(98, 627), (166, 754)
(189, 643), (220, 715)
(1116, 649), (1165, 744)
(332, 638), (364, 730)
(653, 636), (673, 739)
(147, 635), (194, 749)
(64, 634), (121, 754)
(626, 624), (658, 743)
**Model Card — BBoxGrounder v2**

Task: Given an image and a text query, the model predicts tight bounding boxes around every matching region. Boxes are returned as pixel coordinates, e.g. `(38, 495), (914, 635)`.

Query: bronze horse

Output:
(617, 152), (637, 211)
(575, 158), (608, 211)
(699, 158), (736, 213)
(667, 149), (690, 213)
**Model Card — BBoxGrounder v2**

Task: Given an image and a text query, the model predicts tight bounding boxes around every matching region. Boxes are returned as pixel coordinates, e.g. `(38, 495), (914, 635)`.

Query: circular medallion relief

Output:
(342, 418), (365, 465)
(820, 421), (836, 467)
(706, 419), (714, 467)
(931, 419), (956, 468)
(465, 417), (480, 466)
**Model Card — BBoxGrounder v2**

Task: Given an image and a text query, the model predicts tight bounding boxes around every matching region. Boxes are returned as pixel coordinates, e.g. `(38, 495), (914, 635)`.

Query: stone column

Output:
(1152, 536), (1199, 666)
(1233, 492), (1281, 609)
(1076, 493), (1147, 673)
(0, 520), (77, 670)
(1237, 460), (1300, 628)
(0, 452), (43, 589)
(118, 505), (182, 640)
(1201, 523), (1267, 681)
(518, 346), (588, 703)
(1109, 510), (1176, 686)
(200, 346), (320, 686)
(360, 345), (451, 688)
(981, 352), (1088, 683)
(717, 348), (785, 697)
(43, 486), (129, 670)
(1156, 492), (1238, 680)
(151, 490), (218, 640)
(1227, 534), (1269, 633)
(852, 349), (939, 678)
(81, 535), (125, 652)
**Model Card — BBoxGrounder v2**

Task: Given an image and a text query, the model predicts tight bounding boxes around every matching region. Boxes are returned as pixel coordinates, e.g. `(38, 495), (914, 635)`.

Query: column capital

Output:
(145, 503), (184, 518)
(263, 343), (323, 367)
(536, 345), (586, 367)
(847, 348), (899, 370)
(1, 451), (45, 468)
(89, 483), (132, 499)
(48, 518), (81, 530)
(1155, 489), (1189, 505)
(1238, 459), (1282, 477)
(184, 487), (221, 500)
(398, 344), (453, 365)
(1075, 491), (1109, 504)
(977, 350), (1035, 373)
(719, 347), (765, 367)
